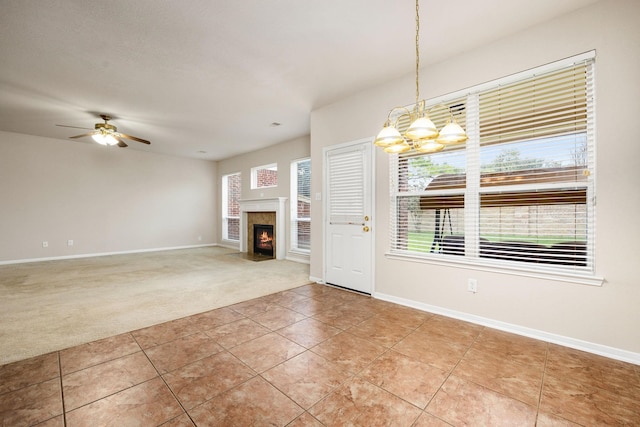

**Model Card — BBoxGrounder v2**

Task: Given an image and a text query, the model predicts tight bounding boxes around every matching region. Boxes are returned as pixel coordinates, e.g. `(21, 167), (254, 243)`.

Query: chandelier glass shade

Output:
(92, 129), (118, 146)
(374, 0), (467, 154)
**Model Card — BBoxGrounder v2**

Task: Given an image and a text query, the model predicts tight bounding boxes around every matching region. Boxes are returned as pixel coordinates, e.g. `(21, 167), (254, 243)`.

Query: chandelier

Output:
(374, 0), (468, 154)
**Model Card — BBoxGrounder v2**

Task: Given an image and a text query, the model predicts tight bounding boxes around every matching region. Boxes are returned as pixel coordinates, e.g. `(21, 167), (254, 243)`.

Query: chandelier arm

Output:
(427, 103), (455, 118)
(386, 106), (414, 126)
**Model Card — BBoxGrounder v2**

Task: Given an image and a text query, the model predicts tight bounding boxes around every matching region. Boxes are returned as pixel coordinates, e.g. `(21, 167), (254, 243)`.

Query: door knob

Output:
(363, 226), (370, 232)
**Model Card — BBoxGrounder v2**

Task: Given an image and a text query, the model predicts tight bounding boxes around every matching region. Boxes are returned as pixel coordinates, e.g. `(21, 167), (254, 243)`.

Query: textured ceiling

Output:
(0, 0), (598, 160)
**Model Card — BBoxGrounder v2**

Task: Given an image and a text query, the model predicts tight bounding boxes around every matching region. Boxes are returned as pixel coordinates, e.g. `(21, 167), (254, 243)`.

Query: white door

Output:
(324, 139), (373, 294)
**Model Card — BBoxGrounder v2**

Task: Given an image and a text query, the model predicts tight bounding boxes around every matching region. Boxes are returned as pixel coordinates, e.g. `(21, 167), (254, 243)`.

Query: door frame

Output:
(322, 137), (376, 294)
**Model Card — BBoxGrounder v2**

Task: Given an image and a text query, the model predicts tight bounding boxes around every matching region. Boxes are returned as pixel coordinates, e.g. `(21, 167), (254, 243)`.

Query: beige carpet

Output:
(0, 246), (311, 365)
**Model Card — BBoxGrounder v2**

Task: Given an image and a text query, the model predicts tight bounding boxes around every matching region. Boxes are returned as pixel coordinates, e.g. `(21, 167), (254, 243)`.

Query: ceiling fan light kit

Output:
(62, 114), (150, 148)
(374, 0), (468, 155)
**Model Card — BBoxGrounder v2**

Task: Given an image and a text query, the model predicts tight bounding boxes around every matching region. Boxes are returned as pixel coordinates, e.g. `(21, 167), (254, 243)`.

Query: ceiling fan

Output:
(57, 114), (150, 148)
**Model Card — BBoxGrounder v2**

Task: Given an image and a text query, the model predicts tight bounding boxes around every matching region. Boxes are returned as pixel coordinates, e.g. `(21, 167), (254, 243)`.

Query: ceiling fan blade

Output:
(115, 137), (128, 148)
(118, 132), (151, 145)
(69, 132), (96, 139)
(56, 124), (93, 130)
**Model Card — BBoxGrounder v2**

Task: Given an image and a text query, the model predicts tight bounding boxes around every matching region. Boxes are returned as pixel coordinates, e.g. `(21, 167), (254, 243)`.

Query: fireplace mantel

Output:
(238, 197), (287, 260)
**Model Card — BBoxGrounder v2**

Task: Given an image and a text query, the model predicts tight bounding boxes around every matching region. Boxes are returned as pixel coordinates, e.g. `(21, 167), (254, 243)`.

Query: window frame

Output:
(290, 158), (311, 253)
(221, 172), (241, 242)
(251, 163), (278, 189)
(387, 51), (603, 286)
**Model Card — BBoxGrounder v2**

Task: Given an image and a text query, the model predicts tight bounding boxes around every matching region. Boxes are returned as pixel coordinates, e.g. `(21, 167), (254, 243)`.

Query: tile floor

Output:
(1, 283), (639, 426)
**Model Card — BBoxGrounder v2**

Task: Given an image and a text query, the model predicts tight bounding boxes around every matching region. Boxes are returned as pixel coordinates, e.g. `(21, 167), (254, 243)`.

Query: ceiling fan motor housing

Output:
(95, 123), (117, 132)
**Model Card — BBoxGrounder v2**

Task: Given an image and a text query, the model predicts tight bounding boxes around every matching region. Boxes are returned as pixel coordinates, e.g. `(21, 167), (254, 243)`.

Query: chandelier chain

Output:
(415, 0), (420, 107)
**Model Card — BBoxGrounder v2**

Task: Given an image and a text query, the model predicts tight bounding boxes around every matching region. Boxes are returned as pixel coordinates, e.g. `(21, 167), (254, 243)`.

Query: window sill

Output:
(384, 252), (604, 287)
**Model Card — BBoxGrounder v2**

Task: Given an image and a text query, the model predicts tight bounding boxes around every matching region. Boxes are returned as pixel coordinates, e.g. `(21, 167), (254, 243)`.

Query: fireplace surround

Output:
(238, 197), (287, 260)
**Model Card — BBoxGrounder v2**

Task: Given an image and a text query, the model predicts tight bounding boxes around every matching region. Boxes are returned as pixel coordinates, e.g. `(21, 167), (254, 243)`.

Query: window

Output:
(222, 172), (241, 241)
(390, 53), (595, 276)
(291, 158), (311, 251)
(251, 163), (278, 189)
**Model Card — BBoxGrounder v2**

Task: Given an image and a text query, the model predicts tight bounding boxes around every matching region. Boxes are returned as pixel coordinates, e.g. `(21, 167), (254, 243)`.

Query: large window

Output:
(291, 158), (311, 251)
(222, 172), (241, 241)
(390, 53), (595, 276)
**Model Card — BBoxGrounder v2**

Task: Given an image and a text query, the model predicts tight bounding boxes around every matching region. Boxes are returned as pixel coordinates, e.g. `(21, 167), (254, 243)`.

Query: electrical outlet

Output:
(198, 236), (202, 241)
(67, 240), (74, 246)
(468, 278), (478, 293)
(42, 241), (48, 248)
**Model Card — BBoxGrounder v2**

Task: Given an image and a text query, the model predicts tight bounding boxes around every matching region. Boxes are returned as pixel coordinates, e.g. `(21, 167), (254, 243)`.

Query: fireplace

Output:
(238, 197), (287, 260)
(253, 224), (274, 257)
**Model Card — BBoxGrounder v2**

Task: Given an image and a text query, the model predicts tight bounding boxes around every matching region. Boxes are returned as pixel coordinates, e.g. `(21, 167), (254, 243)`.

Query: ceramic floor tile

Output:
(546, 343), (640, 398)
(229, 298), (280, 317)
(65, 377), (183, 427)
(411, 412), (454, 426)
(453, 347), (543, 406)
(393, 331), (469, 372)
(415, 315), (483, 346)
(34, 414), (65, 427)
(278, 296), (333, 317)
(160, 413), (197, 426)
(539, 372), (640, 425)
(471, 328), (548, 368)
(189, 306), (246, 330)
(62, 351), (158, 410)
(144, 331), (223, 374)
(0, 378), (62, 426)
(310, 331), (387, 375)
(229, 332), (306, 373)
(372, 305), (433, 329)
(262, 289), (310, 306)
(0, 352), (59, 395)
(163, 350), (255, 409)
(312, 304), (374, 330)
(60, 333), (141, 374)
(131, 317), (200, 349)
(426, 375), (537, 426)
(359, 350), (448, 409)
(535, 412), (582, 426)
(289, 283), (327, 298)
(250, 304), (307, 330)
(347, 316), (415, 348)
(205, 317), (271, 349)
(262, 351), (351, 409)
(277, 317), (342, 348)
(287, 411), (325, 427)
(189, 376), (303, 426)
(309, 376), (422, 427)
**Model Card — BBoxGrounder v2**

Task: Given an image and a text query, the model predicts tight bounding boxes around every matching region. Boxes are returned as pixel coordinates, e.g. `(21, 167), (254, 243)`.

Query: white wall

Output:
(0, 131), (217, 262)
(216, 135), (310, 260)
(310, 0), (640, 358)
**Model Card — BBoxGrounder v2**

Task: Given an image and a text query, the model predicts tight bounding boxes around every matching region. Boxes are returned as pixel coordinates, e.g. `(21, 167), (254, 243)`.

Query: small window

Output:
(251, 163), (278, 189)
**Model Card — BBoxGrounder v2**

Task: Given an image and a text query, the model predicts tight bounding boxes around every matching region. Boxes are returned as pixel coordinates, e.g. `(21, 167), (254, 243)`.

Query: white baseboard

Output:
(374, 291), (640, 366)
(286, 252), (310, 265)
(0, 244), (218, 266)
(309, 276), (324, 284)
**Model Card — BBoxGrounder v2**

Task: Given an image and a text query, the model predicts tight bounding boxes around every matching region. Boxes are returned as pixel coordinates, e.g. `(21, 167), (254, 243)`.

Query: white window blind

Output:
(291, 158), (311, 251)
(328, 147), (365, 225)
(390, 53), (595, 274)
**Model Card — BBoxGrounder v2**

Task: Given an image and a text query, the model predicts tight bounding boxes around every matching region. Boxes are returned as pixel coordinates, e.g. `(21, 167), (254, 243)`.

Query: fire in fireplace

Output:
(253, 224), (274, 257)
